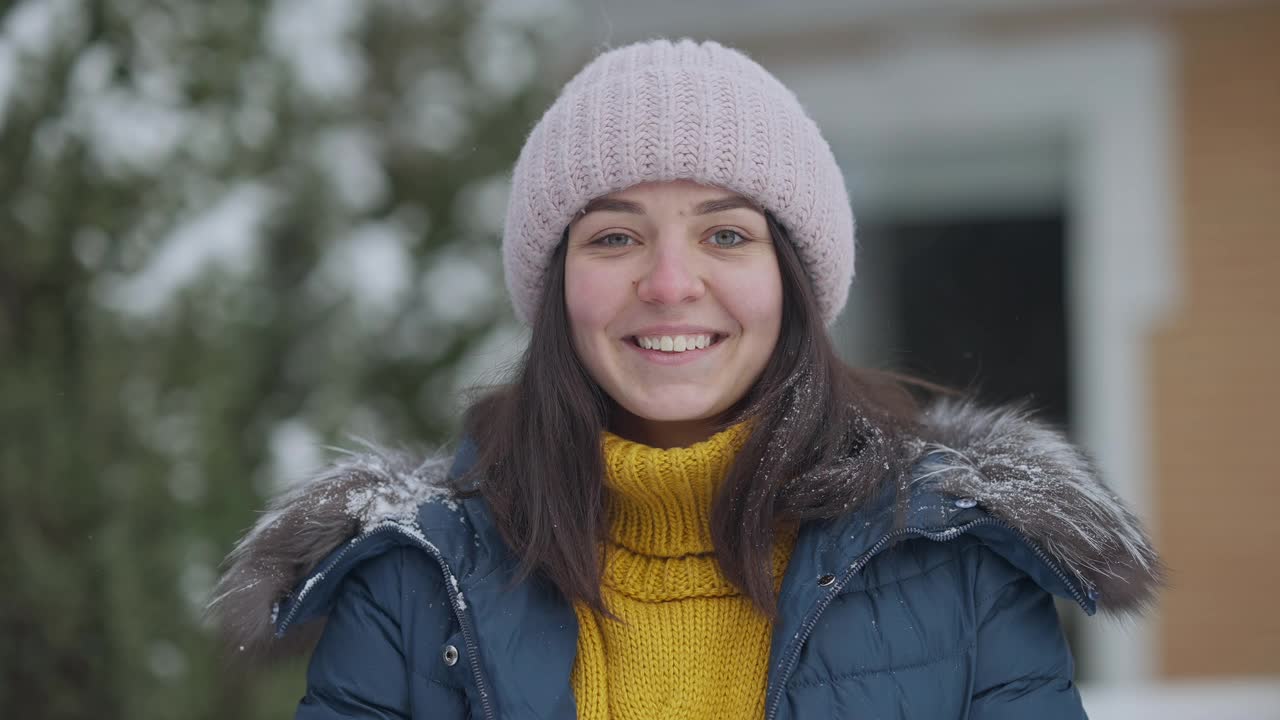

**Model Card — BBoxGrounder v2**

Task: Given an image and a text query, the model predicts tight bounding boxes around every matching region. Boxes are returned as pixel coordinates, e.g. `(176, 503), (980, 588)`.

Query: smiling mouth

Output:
(628, 333), (726, 353)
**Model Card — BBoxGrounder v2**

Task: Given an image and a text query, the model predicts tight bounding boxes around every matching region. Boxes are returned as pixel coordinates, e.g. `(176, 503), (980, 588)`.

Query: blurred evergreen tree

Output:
(0, 0), (578, 716)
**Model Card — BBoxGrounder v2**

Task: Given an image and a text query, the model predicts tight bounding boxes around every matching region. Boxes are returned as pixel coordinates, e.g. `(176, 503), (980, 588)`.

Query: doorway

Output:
(863, 213), (1072, 428)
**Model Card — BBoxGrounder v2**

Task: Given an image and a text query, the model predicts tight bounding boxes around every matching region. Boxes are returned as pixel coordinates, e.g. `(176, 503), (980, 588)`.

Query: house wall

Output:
(1153, 0), (1280, 678)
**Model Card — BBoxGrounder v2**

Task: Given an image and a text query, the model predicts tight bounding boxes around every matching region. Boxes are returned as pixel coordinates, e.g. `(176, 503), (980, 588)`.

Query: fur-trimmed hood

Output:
(913, 400), (1163, 613)
(209, 399), (1163, 657)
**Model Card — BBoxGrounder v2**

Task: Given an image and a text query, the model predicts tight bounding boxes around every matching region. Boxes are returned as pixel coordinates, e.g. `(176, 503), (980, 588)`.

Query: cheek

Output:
(721, 262), (783, 337)
(564, 257), (625, 342)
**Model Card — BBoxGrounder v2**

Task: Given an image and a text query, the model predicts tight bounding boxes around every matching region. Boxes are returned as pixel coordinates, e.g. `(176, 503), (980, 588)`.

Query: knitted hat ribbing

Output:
(503, 38), (855, 326)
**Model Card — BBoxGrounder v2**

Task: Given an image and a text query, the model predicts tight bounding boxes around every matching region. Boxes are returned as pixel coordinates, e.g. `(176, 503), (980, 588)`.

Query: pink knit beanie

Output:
(502, 38), (855, 326)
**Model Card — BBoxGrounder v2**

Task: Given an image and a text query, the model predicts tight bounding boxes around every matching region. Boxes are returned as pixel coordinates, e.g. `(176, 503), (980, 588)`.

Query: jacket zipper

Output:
(762, 516), (1091, 720)
(276, 521), (499, 720)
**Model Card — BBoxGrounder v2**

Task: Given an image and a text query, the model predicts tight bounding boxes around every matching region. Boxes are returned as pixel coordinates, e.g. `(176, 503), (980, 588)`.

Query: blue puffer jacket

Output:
(211, 401), (1161, 719)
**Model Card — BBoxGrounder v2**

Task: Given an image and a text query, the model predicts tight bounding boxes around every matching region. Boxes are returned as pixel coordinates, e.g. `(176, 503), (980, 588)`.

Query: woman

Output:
(212, 39), (1162, 719)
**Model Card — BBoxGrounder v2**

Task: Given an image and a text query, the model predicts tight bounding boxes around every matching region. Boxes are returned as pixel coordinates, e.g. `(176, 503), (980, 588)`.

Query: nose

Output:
(635, 242), (705, 306)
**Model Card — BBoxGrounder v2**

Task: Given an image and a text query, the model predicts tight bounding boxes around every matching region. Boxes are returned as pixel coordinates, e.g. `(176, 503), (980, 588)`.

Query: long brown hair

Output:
(459, 214), (923, 614)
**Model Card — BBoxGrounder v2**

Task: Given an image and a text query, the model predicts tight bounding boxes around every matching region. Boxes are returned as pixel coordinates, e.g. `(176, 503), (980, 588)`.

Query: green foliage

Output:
(0, 0), (576, 716)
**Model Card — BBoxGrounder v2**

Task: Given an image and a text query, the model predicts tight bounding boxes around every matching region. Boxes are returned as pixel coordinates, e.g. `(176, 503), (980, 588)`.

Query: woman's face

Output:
(564, 180), (783, 447)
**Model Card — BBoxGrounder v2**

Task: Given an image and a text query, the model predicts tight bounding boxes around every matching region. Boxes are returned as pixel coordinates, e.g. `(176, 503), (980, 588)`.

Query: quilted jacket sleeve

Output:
(969, 553), (1087, 719)
(296, 549), (412, 720)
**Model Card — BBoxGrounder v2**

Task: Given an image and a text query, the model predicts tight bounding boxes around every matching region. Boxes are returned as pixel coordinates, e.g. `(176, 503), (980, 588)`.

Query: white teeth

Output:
(635, 334), (715, 353)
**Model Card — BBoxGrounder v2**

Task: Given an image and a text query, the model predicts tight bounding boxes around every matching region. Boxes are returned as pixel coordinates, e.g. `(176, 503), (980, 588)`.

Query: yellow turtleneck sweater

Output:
(570, 424), (797, 720)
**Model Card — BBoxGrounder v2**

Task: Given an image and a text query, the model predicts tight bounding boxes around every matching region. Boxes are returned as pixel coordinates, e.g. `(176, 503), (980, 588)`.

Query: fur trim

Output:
(915, 399), (1165, 615)
(206, 444), (455, 660)
(210, 399), (1165, 658)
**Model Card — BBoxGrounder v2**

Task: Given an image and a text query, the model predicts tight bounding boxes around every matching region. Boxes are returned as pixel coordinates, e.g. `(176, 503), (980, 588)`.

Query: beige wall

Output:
(1152, 0), (1280, 678)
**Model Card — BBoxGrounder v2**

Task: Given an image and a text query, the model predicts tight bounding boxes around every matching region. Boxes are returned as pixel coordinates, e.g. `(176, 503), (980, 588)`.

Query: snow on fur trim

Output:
(915, 399), (1165, 615)
(206, 443), (456, 659)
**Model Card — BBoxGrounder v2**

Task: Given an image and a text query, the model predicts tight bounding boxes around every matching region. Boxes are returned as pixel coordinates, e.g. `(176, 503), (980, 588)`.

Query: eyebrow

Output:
(575, 194), (761, 221)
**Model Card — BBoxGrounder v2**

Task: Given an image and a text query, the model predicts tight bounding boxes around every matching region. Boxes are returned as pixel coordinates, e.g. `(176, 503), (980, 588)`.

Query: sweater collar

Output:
(600, 423), (749, 558)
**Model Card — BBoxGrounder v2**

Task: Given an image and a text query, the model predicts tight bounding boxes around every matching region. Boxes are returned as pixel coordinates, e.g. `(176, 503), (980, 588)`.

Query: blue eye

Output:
(594, 233), (634, 247)
(708, 229), (746, 247)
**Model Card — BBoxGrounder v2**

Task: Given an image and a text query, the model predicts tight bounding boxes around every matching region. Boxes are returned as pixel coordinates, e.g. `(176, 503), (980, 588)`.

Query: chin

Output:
(624, 397), (723, 424)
